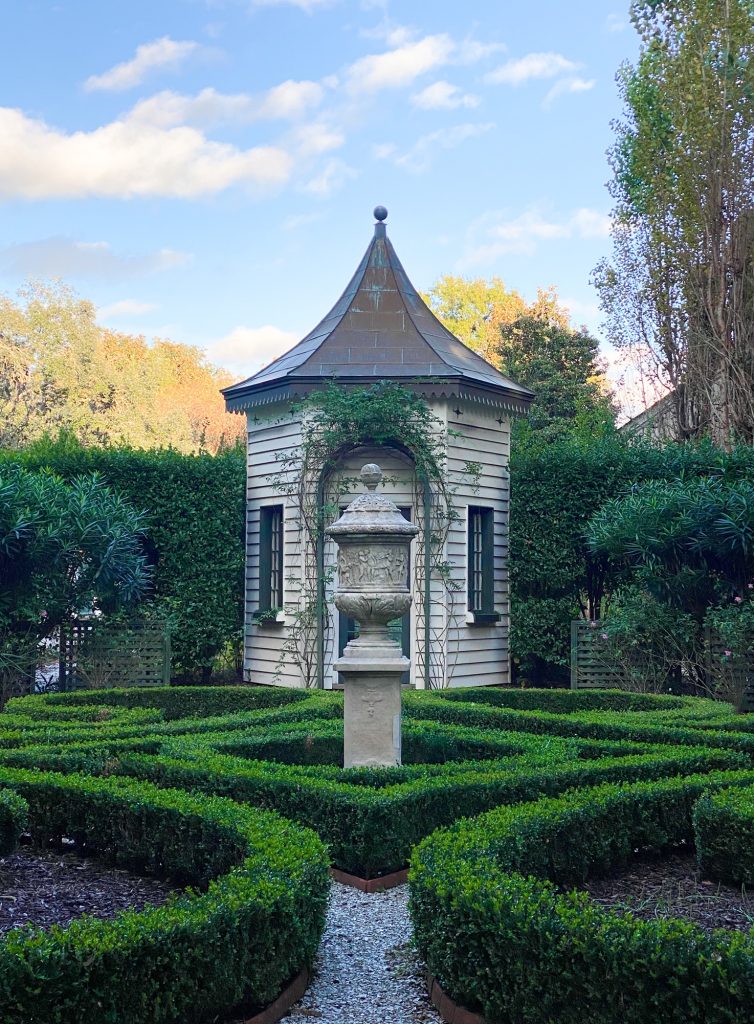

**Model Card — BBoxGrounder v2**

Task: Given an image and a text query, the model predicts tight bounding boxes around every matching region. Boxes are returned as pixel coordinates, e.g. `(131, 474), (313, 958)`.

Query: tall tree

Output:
(426, 277), (614, 437)
(595, 0), (754, 446)
(423, 275), (527, 366)
(499, 312), (614, 438)
(0, 283), (245, 453)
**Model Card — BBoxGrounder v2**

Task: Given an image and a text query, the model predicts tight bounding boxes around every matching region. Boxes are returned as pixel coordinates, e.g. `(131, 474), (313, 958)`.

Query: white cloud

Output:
(130, 81), (324, 129)
(372, 142), (396, 160)
(460, 206), (612, 265)
(302, 158), (357, 196)
(99, 299), (159, 319)
(289, 120), (345, 156)
(606, 13), (627, 32)
(84, 37), (200, 92)
(457, 39), (506, 63)
(205, 324), (298, 373)
(543, 76), (595, 107)
(345, 30), (504, 94)
(377, 121), (494, 173)
(486, 52), (580, 86)
(561, 296), (601, 331)
(569, 208), (612, 237)
(347, 34), (455, 92)
(0, 238), (191, 279)
(0, 107), (293, 199)
(411, 81), (479, 110)
(250, 0), (334, 9)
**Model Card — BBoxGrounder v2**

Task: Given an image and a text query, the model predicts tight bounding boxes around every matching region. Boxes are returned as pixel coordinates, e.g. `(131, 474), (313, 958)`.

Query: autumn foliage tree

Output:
(595, 0), (754, 446)
(425, 276), (614, 437)
(0, 283), (244, 452)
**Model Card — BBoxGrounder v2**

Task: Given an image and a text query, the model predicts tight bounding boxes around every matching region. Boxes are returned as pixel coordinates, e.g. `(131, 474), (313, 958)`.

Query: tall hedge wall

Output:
(509, 435), (754, 683)
(0, 441), (246, 677)
(9, 433), (754, 685)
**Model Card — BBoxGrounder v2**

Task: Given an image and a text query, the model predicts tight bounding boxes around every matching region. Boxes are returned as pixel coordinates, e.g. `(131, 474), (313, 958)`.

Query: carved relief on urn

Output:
(327, 464), (419, 652)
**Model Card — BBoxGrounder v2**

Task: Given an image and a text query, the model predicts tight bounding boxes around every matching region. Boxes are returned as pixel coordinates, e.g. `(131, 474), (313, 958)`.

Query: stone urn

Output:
(326, 463), (419, 767)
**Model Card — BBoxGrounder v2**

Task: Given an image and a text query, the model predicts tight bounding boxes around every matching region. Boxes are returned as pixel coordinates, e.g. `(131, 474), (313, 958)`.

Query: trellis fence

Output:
(59, 620), (171, 690)
(570, 620), (754, 711)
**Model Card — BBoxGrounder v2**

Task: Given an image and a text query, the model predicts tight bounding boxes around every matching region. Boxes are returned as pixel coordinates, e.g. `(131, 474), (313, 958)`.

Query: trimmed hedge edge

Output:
(0, 767), (329, 1024)
(410, 770), (754, 1024)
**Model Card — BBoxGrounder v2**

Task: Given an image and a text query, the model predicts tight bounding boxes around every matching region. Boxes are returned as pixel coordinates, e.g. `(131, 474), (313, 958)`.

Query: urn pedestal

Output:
(327, 464), (419, 768)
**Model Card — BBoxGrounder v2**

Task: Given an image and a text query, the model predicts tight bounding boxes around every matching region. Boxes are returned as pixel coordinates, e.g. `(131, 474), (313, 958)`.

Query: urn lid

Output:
(326, 464), (420, 539)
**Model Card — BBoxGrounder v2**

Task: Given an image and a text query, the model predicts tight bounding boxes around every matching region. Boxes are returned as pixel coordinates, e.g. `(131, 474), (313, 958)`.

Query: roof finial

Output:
(373, 205), (388, 223)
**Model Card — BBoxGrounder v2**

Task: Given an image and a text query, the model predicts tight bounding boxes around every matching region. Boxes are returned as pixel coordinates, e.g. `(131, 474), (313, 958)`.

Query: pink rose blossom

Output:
(735, 596), (743, 603)
(724, 650), (733, 657)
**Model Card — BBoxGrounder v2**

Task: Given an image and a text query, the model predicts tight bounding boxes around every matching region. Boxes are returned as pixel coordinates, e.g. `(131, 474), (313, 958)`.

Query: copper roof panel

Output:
(223, 214), (534, 406)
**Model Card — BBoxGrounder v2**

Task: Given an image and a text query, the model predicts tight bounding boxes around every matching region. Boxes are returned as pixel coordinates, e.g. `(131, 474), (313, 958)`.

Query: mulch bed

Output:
(581, 849), (754, 933)
(0, 842), (178, 935)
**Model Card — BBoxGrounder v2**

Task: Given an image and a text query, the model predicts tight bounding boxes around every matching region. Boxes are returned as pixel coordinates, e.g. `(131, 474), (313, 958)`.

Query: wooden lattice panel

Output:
(704, 625), (754, 713)
(59, 621), (170, 690)
(570, 620), (626, 690)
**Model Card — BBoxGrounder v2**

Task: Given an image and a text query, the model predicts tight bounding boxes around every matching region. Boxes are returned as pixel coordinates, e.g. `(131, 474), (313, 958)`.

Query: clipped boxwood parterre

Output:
(694, 785), (754, 886)
(4, 686), (754, 877)
(410, 771), (754, 1024)
(0, 767), (329, 1024)
(0, 788), (28, 856)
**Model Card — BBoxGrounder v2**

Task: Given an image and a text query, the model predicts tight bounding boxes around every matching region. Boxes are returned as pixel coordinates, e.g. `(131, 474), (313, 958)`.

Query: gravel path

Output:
(286, 882), (442, 1024)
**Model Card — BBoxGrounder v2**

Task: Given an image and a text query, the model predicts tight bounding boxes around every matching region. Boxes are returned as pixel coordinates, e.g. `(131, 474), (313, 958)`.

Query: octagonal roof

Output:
(223, 210), (534, 413)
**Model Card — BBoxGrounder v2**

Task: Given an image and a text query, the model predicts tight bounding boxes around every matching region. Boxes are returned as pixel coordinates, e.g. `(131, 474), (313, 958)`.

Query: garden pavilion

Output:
(223, 207), (533, 688)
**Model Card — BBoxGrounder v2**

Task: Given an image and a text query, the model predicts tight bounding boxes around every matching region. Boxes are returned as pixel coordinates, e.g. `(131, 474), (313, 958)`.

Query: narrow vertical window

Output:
(467, 506), (494, 615)
(259, 505), (284, 610)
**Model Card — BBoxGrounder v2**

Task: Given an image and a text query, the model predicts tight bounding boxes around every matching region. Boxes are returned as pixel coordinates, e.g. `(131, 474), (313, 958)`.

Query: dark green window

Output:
(468, 506), (494, 613)
(259, 505), (284, 611)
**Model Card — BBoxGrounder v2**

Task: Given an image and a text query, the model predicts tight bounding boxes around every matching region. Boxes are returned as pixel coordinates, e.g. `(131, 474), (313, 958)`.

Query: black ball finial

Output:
(373, 205), (388, 222)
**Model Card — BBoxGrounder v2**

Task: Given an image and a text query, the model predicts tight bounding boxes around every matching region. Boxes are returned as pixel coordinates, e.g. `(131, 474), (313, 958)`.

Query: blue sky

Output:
(0, 0), (638, 392)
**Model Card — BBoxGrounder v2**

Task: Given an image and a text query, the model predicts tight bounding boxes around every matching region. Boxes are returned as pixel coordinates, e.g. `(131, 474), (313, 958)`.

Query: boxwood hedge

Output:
(0, 788), (27, 856)
(694, 786), (754, 886)
(410, 771), (754, 1024)
(3, 686), (753, 877)
(0, 768), (329, 1024)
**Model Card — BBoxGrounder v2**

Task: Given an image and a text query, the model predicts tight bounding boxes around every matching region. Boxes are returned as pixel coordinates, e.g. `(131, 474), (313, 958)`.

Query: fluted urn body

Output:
(326, 464), (419, 766)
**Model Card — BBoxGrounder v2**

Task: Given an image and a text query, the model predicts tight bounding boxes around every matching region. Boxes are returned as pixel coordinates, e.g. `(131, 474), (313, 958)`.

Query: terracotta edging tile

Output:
(235, 967), (309, 1024)
(330, 866), (409, 892)
(426, 971), (488, 1024)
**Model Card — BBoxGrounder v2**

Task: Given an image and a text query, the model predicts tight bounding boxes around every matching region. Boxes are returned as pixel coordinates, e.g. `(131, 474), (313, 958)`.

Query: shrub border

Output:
(410, 770), (754, 1024)
(0, 767), (329, 1024)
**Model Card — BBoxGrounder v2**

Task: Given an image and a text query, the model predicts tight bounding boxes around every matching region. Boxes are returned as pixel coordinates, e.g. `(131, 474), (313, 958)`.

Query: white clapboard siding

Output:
(444, 400), (511, 687)
(244, 411), (305, 687)
(242, 397), (515, 690)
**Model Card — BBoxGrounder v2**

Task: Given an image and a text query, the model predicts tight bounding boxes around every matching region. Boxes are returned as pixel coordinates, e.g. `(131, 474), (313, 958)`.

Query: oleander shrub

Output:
(0, 789), (28, 856)
(0, 443), (247, 678)
(0, 768), (329, 1024)
(410, 772), (754, 1024)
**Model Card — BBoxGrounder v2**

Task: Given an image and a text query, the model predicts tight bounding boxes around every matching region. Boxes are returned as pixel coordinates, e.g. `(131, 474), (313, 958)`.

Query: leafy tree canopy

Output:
(595, 0), (754, 445)
(425, 276), (615, 440)
(0, 283), (244, 453)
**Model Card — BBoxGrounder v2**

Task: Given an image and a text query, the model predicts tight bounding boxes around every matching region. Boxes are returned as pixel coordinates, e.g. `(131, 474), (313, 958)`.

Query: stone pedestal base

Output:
(336, 656), (405, 768)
